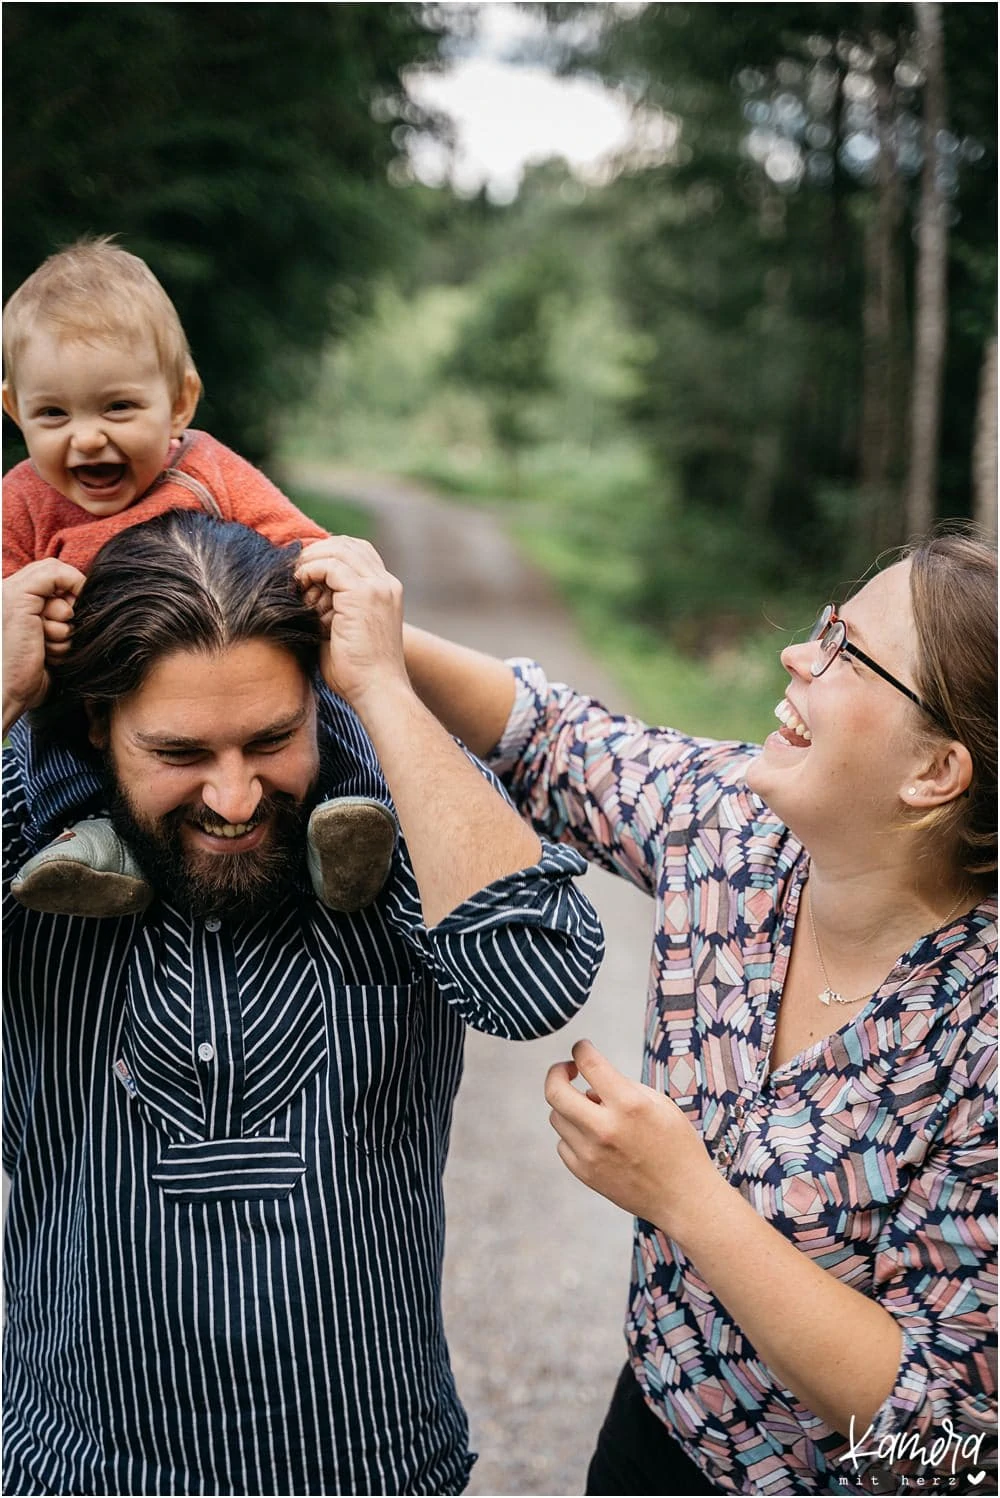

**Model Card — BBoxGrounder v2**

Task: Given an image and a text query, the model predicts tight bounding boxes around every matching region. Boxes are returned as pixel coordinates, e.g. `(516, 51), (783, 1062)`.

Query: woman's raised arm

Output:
(402, 623), (517, 759)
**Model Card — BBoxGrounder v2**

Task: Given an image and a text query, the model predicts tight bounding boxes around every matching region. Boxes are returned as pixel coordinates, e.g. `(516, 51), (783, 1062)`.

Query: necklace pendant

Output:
(818, 986), (845, 1006)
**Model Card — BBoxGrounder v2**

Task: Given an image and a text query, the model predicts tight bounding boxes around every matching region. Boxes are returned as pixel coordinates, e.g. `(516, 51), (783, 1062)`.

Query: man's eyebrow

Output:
(132, 706), (310, 749)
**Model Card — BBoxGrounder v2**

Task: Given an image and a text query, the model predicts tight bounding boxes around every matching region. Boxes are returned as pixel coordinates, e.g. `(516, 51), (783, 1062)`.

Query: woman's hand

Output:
(295, 536), (407, 718)
(544, 1038), (728, 1239)
(3, 559), (85, 733)
(548, 1039), (907, 1438)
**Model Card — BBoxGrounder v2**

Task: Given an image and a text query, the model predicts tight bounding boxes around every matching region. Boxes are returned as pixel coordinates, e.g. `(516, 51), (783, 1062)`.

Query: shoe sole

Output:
(309, 803), (396, 913)
(12, 862), (153, 918)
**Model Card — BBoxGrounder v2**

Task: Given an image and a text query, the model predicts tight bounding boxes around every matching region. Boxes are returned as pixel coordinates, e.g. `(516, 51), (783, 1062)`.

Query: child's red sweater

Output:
(3, 430), (327, 577)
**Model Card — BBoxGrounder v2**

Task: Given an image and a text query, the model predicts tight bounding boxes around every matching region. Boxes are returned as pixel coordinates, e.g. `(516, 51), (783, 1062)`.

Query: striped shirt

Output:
(2, 732), (605, 1496)
(490, 660), (998, 1496)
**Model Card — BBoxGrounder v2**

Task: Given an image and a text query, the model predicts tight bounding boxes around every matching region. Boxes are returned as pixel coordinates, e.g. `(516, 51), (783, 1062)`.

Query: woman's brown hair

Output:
(905, 528), (997, 885)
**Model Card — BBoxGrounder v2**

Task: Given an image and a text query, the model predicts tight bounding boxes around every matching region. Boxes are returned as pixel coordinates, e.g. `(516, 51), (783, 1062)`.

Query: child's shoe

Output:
(12, 820), (153, 918)
(307, 797), (397, 913)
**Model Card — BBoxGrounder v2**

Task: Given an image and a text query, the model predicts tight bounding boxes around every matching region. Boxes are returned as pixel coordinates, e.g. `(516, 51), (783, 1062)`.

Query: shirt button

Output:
(716, 1146), (731, 1167)
(197, 1042), (215, 1063)
(205, 917), (222, 933)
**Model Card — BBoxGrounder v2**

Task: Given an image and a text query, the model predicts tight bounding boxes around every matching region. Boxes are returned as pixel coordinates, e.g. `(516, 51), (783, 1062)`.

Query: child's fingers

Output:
(41, 594), (76, 624)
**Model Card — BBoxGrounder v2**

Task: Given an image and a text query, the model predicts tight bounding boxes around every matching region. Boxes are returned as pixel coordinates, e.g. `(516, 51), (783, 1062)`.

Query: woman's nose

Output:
(780, 640), (816, 680)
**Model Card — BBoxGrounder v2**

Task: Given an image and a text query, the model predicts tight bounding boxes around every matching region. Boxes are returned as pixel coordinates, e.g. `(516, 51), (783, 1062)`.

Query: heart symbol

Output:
(968, 1474), (985, 1487)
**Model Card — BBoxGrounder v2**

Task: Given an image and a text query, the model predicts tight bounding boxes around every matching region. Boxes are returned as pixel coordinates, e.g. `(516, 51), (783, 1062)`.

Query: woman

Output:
(404, 531), (997, 1496)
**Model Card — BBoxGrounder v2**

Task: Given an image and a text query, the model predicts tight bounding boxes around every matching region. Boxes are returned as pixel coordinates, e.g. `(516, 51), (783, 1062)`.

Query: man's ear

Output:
(85, 702), (109, 751)
(2, 380), (22, 428)
(170, 368), (202, 436)
(901, 740), (974, 808)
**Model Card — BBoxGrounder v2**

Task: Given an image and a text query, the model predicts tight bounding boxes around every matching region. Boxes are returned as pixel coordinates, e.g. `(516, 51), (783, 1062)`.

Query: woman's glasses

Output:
(808, 605), (946, 729)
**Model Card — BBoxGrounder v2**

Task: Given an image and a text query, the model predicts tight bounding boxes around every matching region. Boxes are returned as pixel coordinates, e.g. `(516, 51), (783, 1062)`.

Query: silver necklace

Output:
(807, 884), (968, 1007)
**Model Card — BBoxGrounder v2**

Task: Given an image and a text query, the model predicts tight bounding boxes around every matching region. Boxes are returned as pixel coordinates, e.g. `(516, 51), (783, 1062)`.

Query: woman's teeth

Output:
(774, 699), (812, 743)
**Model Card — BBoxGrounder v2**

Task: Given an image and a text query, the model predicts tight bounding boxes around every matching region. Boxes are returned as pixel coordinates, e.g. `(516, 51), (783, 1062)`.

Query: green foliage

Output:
(280, 176), (648, 496)
(443, 251), (566, 472)
(545, 1), (995, 582)
(3, 1), (446, 465)
(282, 3), (992, 728)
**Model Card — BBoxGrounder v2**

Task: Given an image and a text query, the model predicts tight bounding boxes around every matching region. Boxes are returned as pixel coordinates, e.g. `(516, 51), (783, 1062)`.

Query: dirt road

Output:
(288, 464), (654, 1497)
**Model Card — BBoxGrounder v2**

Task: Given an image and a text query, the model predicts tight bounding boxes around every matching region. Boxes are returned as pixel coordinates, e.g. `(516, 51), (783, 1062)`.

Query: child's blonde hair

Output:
(3, 236), (200, 401)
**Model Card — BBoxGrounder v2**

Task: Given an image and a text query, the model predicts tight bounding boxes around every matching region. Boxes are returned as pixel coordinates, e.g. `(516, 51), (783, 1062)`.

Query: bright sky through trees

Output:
(406, 2), (636, 200)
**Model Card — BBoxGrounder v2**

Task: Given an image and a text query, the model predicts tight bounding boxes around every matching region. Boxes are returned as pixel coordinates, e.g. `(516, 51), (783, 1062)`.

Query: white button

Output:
(197, 1042), (215, 1063)
(204, 917), (222, 933)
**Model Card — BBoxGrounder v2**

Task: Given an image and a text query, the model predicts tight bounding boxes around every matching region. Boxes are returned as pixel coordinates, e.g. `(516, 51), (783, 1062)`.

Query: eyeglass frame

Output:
(808, 604), (949, 731)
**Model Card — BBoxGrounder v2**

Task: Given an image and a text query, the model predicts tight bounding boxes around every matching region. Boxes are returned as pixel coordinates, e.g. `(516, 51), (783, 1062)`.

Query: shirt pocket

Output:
(327, 983), (421, 1151)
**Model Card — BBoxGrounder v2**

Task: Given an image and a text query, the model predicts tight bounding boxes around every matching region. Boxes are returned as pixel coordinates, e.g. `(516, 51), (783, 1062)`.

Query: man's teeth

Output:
(774, 699), (812, 742)
(199, 822), (254, 839)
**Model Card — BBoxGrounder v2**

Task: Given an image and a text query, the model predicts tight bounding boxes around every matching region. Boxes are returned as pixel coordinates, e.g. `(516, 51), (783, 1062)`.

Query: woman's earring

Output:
(907, 787), (917, 796)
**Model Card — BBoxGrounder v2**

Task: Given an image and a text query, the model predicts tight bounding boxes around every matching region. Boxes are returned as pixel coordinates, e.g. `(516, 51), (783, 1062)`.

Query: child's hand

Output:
(42, 589), (77, 661)
(3, 559), (86, 733)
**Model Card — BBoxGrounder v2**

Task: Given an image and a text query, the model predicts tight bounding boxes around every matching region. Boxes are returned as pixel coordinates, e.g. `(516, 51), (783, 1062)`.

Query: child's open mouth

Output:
(73, 463), (127, 493)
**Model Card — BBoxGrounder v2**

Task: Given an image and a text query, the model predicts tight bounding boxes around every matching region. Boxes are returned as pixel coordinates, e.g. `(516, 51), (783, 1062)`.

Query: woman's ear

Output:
(901, 740), (974, 808)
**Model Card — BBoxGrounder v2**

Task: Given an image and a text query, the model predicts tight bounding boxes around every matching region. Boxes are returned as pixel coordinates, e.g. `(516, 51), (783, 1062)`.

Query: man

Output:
(2, 511), (605, 1496)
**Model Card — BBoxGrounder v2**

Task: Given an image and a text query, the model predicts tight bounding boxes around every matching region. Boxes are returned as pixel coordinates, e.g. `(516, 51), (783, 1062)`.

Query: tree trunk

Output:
(859, 37), (906, 554)
(972, 335), (998, 540)
(906, 1), (948, 537)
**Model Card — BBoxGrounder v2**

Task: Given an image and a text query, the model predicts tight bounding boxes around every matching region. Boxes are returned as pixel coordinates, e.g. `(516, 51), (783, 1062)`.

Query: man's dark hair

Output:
(34, 511), (322, 758)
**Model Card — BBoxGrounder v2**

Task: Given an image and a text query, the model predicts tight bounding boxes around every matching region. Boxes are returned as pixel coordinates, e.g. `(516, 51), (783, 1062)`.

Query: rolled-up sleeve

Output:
(487, 658), (755, 895)
(853, 1073), (998, 1484)
(393, 839), (605, 1040)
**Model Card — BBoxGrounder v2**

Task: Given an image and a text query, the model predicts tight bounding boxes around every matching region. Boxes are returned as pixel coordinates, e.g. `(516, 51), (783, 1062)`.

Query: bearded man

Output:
(2, 510), (605, 1497)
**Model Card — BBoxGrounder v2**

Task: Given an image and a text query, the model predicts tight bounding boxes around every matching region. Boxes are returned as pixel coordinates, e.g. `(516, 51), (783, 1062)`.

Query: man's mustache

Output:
(184, 803), (270, 836)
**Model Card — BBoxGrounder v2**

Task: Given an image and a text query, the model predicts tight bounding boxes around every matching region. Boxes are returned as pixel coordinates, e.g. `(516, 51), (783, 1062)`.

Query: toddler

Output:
(3, 237), (396, 917)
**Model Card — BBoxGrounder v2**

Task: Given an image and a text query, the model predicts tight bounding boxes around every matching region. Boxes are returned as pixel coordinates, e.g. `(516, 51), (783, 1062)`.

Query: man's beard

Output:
(107, 771), (320, 922)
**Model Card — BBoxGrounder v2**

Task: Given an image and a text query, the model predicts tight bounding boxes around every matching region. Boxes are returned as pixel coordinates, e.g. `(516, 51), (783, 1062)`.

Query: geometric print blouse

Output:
(491, 660), (998, 1496)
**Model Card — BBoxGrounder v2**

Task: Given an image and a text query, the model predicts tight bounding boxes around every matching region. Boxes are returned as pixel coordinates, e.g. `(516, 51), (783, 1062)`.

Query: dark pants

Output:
(586, 1362), (720, 1495)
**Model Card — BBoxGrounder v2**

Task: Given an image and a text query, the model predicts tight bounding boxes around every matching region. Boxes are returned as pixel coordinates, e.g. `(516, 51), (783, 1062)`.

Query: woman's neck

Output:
(804, 857), (975, 957)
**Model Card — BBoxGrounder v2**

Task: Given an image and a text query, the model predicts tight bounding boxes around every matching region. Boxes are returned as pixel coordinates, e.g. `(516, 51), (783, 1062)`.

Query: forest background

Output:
(4, 1), (996, 742)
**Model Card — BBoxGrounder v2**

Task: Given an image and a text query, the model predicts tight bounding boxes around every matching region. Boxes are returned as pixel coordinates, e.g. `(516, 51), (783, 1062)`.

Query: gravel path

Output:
(287, 464), (654, 1497)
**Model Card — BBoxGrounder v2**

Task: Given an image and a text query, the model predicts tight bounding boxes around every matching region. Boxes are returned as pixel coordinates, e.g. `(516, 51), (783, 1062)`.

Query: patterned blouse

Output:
(490, 661), (997, 1497)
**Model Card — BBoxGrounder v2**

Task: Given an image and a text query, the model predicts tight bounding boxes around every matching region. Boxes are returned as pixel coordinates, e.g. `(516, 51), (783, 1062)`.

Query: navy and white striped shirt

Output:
(2, 745), (604, 1496)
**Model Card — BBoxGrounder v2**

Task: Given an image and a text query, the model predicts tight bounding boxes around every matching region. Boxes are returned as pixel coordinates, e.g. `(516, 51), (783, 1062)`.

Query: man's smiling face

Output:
(93, 638), (321, 918)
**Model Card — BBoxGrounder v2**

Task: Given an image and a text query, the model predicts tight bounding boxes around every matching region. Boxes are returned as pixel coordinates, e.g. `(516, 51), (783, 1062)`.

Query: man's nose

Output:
(200, 758), (264, 825)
